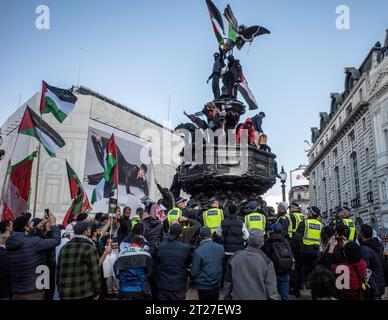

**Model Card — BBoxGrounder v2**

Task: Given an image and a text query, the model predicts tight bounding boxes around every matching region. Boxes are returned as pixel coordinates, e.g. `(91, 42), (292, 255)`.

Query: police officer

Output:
(276, 201), (295, 241)
(131, 207), (143, 229)
(243, 200), (269, 234)
(292, 206), (323, 297)
(289, 202), (305, 236)
(167, 197), (187, 226)
(203, 198), (224, 235)
(332, 206), (356, 241)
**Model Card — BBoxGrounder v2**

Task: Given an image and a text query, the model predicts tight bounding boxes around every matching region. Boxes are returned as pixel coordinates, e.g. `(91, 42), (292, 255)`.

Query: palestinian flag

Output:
(205, 0), (225, 46)
(205, 0), (224, 32)
(211, 19), (225, 47)
(62, 160), (92, 227)
(91, 134), (118, 204)
(19, 106), (65, 157)
(1, 152), (37, 222)
(40, 81), (77, 123)
(237, 73), (259, 110)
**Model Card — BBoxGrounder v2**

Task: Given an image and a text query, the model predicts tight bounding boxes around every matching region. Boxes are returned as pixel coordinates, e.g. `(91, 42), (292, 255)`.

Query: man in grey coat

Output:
(224, 229), (279, 300)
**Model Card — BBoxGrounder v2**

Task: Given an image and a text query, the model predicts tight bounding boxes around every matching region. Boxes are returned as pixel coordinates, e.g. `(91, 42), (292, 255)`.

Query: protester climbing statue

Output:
(171, 0), (277, 208)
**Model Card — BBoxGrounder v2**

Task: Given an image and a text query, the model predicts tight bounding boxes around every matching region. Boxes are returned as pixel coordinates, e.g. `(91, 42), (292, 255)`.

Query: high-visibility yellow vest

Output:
(244, 212), (266, 233)
(303, 219), (323, 246)
(131, 215), (141, 229)
(203, 208), (224, 233)
(167, 207), (182, 225)
(291, 212), (305, 233)
(342, 218), (356, 241)
(277, 213), (294, 238)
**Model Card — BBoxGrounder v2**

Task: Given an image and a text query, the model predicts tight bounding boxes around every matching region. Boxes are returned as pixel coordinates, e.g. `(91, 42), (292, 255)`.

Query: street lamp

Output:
(279, 166), (287, 202)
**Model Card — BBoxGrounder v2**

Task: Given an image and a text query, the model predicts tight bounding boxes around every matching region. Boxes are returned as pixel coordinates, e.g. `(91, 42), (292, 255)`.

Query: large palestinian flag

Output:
(1, 152), (37, 222)
(91, 133), (118, 204)
(40, 81), (77, 123)
(19, 106), (65, 157)
(62, 160), (92, 227)
(205, 0), (225, 46)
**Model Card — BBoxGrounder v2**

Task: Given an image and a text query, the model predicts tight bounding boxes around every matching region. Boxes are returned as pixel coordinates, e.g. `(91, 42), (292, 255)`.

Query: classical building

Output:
(305, 29), (388, 228)
(288, 165), (309, 213)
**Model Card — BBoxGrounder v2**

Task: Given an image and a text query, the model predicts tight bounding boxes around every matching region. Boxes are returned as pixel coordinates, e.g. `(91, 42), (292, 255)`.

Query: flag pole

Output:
(0, 115), (23, 208)
(32, 144), (41, 218)
(33, 85), (45, 218)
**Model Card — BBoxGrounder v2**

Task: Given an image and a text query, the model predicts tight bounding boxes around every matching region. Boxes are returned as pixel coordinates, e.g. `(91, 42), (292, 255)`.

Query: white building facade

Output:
(305, 31), (388, 228)
(0, 86), (183, 221)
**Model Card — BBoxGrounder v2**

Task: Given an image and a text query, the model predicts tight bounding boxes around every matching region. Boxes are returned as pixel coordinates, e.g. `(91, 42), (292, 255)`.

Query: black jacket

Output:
(360, 238), (386, 297)
(117, 217), (131, 244)
(263, 233), (292, 273)
(0, 247), (12, 299)
(157, 237), (192, 291)
(221, 215), (244, 253)
(141, 217), (164, 256)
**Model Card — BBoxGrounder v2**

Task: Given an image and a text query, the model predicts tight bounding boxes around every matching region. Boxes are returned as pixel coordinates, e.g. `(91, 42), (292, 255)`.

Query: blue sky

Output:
(1, 0), (388, 206)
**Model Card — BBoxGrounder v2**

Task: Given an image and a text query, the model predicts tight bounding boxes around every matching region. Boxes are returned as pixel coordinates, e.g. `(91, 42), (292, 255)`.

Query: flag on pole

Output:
(205, 0), (224, 32)
(62, 160), (92, 227)
(211, 19), (225, 47)
(1, 152), (37, 222)
(237, 73), (259, 110)
(19, 106), (65, 157)
(91, 134), (118, 204)
(205, 0), (225, 46)
(40, 81), (77, 123)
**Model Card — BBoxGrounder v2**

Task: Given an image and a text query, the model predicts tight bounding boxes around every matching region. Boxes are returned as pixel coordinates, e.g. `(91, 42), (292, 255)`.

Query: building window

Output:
(343, 166), (346, 181)
(362, 117), (366, 132)
(382, 182), (387, 201)
(339, 116), (342, 125)
(365, 148), (370, 166)
(348, 130), (355, 146)
(322, 177), (328, 212)
(333, 148), (338, 160)
(367, 180), (374, 203)
(350, 152), (360, 201)
(346, 104), (353, 116)
(297, 194), (302, 200)
(384, 129), (388, 152)
(334, 167), (341, 206)
(370, 216), (377, 229)
(313, 185), (317, 206)
(359, 88), (363, 101)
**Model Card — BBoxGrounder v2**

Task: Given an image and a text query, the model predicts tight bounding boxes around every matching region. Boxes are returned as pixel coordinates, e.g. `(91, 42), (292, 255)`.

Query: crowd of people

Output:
(1, 195), (388, 301)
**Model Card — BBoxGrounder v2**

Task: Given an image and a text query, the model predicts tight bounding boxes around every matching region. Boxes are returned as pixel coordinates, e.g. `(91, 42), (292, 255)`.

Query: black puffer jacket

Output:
(360, 238), (386, 297)
(157, 237), (191, 291)
(221, 215), (244, 253)
(141, 217), (164, 256)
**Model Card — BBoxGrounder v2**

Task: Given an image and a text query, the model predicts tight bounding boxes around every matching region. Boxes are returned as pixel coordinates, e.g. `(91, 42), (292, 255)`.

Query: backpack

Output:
(271, 239), (294, 273)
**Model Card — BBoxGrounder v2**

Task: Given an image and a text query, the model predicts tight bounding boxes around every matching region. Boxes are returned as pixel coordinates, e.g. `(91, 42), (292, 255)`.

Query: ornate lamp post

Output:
(279, 166), (287, 202)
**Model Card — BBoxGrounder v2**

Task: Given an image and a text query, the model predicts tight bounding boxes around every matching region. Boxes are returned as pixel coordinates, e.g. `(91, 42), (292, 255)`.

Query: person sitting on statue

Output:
(221, 55), (243, 99)
(207, 48), (225, 100)
(236, 118), (256, 146)
(187, 103), (225, 131)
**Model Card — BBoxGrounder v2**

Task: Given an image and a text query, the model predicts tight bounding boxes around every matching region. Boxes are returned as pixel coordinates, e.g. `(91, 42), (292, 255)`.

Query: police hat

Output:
(307, 206), (321, 216)
(175, 197), (187, 205)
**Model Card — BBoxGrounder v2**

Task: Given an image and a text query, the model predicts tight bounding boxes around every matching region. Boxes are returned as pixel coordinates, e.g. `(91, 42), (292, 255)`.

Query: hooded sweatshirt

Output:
(236, 118), (255, 145)
(6, 226), (61, 294)
(360, 237), (386, 297)
(330, 259), (367, 300)
(141, 217), (164, 256)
